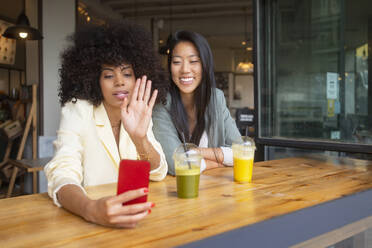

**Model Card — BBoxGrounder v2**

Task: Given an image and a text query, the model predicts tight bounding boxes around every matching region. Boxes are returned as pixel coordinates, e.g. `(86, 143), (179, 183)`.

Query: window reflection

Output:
(261, 0), (371, 146)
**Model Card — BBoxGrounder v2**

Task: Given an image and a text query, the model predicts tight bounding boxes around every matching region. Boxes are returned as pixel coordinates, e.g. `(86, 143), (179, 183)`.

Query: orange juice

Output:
(233, 157), (254, 183)
(232, 137), (256, 183)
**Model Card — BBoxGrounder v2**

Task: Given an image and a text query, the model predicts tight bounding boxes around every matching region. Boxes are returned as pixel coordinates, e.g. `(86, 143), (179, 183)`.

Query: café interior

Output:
(0, 0), (372, 247)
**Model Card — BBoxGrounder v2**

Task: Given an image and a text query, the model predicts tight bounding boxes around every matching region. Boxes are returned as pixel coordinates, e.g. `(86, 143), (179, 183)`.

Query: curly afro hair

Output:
(58, 20), (169, 106)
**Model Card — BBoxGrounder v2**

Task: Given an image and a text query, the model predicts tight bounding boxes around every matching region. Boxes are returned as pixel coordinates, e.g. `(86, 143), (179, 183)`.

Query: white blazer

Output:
(44, 100), (168, 206)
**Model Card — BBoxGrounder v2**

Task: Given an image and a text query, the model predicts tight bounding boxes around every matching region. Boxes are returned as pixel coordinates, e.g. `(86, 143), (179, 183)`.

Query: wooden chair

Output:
(6, 84), (38, 197)
(7, 157), (51, 194)
(0, 120), (23, 188)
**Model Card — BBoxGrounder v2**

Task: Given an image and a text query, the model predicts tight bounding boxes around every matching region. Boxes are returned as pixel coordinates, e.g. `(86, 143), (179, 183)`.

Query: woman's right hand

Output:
(84, 188), (154, 228)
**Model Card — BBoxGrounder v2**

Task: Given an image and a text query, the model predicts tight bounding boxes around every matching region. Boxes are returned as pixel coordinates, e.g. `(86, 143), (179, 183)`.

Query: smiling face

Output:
(99, 64), (136, 110)
(170, 41), (203, 98)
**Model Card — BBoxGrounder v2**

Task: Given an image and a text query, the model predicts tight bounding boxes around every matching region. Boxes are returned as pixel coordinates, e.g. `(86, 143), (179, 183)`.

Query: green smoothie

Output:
(176, 165), (200, 198)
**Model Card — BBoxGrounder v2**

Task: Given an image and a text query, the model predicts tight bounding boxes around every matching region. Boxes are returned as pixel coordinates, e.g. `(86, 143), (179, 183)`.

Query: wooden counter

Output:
(1, 157), (372, 247)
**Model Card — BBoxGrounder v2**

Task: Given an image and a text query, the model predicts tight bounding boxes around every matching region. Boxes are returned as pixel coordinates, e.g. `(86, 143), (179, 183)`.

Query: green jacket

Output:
(152, 88), (242, 175)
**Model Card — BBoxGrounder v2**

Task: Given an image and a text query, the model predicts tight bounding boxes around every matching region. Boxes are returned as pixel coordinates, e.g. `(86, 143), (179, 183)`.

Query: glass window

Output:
(259, 0), (372, 150)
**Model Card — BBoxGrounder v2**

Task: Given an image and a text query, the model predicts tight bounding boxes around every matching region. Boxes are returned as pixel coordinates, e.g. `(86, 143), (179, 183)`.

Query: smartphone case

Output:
(117, 159), (150, 205)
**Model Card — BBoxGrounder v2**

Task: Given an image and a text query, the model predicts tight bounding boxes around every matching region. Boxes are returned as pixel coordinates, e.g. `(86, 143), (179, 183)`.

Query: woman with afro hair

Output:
(44, 21), (169, 228)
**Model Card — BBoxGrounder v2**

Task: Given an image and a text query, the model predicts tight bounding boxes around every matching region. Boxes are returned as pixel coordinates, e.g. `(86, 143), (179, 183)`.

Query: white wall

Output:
(26, 0), (39, 86)
(42, 0), (75, 136)
(229, 75), (254, 109)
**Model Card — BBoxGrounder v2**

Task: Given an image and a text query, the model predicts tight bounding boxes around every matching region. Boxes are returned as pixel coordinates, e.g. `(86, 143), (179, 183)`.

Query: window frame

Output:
(253, 0), (372, 154)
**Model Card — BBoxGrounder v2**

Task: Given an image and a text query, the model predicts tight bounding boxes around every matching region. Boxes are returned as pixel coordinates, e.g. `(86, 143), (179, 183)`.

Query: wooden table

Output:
(1, 157), (372, 248)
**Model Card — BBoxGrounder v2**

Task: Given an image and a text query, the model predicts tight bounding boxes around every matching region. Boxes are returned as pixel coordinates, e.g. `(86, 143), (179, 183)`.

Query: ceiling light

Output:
(2, 1), (43, 40)
(19, 32), (28, 39)
(236, 62), (254, 73)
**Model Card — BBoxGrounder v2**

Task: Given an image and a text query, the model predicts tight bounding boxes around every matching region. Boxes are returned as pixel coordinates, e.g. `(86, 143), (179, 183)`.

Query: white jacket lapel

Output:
(94, 104), (120, 168)
(118, 124), (138, 160)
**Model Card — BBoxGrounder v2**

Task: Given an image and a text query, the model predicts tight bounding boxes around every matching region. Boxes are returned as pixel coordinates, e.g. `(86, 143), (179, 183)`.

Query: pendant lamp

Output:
(159, 0), (172, 55)
(2, 0), (43, 40)
(235, 8), (253, 73)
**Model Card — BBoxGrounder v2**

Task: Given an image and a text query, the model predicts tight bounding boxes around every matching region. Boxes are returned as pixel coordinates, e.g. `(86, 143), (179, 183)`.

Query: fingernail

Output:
(148, 209), (152, 214)
(151, 202), (155, 208)
(143, 188), (149, 193)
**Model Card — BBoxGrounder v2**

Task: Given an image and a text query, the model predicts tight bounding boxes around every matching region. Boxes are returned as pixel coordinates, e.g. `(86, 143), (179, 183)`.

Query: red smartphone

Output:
(117, 159), (150, 205)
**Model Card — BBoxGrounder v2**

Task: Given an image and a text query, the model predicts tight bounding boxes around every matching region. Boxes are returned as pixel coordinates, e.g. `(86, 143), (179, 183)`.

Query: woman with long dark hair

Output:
(152, 30), (242, 175)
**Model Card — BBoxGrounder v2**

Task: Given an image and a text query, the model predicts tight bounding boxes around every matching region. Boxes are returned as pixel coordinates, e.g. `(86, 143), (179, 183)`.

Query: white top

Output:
(198, 131), (233, 172)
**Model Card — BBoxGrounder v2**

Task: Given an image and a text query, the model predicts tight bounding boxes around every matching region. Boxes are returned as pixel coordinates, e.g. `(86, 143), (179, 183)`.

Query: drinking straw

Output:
(245, 126), (249, 142)
(181, 132), (192, 169)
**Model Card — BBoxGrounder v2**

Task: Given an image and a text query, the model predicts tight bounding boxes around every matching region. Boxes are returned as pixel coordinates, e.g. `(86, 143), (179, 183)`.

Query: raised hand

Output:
(121, 75), (158, 141)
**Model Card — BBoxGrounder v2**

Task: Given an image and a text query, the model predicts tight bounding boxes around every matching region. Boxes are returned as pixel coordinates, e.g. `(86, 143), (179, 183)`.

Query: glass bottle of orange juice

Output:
(232, 137), (256, 183)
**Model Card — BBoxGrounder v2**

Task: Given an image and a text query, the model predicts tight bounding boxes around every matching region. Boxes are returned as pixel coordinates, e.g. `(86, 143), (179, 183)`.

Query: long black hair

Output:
(167, 30), (216, 144)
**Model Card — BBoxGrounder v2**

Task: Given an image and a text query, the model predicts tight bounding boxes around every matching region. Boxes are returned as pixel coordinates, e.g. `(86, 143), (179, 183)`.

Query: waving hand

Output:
(121, 75), (158, 140)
